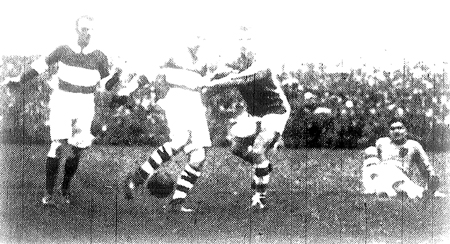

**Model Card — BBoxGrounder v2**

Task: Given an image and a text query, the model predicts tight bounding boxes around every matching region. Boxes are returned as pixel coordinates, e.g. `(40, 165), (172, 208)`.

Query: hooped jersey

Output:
(33, 44), (110, 88)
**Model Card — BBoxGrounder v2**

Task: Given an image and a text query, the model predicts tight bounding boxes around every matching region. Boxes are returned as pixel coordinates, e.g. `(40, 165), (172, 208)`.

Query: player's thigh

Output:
(48, 93), (73, 141)
(166, 119), (190, 149)
(187, 108), (211, 150)
(228, 112), (259, 138)
(187, 148), (206, 169)
(260, 112), (289, 135)
(70, 95), (95, 148)
(252, 113), (288, 153)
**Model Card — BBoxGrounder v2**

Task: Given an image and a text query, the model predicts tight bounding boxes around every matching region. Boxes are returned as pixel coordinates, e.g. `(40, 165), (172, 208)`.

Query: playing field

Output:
(0, 144), (448, 244)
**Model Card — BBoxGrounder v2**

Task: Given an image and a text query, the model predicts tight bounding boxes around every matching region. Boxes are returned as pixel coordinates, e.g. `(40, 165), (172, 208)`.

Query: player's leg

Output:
(167, 103), (212, 212)
(361, 146), (380, 194)
(42, 139), (67, 205)
(62, 96), (96, 204)
(124, 139), (187, 199)
(228, 112), (261, 164)
(123, 128), (190, 200)
(248, 113), (289, 209)
(60, 145), (86, 203)
(42, 92), (73, 206)
(168, 147), (206, 212)
(248, 130), (276, 209)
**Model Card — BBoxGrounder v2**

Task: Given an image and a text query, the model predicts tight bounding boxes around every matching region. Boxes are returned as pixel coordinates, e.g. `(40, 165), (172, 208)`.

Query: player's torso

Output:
(236, 69), (288, 117)
(378, 138), (416, 171)
(55, 45), (106, 87)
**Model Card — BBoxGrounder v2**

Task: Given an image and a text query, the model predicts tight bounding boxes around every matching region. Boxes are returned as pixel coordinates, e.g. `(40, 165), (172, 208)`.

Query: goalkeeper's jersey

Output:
(375, 137), (435, 177)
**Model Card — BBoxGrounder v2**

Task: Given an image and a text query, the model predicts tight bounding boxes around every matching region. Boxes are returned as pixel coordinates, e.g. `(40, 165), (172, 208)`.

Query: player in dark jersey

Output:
(16, 15), (120, 207)
(205, 51), (291, 210)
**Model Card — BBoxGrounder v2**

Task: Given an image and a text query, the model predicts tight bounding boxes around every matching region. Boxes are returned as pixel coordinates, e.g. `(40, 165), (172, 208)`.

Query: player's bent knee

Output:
(252, 131), (278, 155)
(188, 148), (206, 169)
(231, 145), (254, 163)
(69, 145), (84, 159)
(47, 140), (66, 158)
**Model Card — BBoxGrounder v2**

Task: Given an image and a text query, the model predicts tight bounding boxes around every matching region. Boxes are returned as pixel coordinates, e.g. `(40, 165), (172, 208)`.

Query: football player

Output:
(121, 43), (215, 212)
(204, 47), (291, 210)
(362, 118), (442, 198)
(15, 15), (121, 206)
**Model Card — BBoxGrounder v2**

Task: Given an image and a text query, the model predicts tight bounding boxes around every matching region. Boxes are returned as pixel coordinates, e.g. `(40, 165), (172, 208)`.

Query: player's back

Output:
(236, 68), (288, 117)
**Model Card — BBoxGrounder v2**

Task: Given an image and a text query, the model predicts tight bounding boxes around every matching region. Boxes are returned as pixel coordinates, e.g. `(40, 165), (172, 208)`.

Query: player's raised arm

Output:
(17, 45), (65, 84)
(206, 66), (269, 88)
(162, 67), (209, 91)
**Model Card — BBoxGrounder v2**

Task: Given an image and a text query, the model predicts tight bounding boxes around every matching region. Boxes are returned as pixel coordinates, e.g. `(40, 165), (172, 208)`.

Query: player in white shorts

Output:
(16, 15), (120, 206)
(121, 45), (215, 212)
(361, 118), (442, 199)
(205, 49), (291, 210)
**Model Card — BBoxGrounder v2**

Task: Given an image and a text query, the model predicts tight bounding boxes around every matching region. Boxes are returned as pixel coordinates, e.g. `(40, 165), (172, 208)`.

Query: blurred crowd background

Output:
(1, 0), (449, 151)
(1, 52), (449, 151)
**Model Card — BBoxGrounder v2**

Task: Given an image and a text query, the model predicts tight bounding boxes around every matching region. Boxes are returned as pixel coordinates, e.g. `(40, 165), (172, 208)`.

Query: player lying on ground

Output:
(204, 50), (291, 210)
(361, 118), (443, 199)
(14, 15), (122, 206)
(119, 45), (225, 212)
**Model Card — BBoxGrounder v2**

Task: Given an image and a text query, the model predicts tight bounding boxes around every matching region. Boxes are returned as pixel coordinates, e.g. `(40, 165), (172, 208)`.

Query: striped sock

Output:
(172, 164), (202, 201)
(251, 159), (272, 204)
(135, 143), (177, 186)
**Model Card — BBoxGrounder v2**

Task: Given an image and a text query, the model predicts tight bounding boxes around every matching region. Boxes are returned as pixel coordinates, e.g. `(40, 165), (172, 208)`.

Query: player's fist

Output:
(109, 95), (129, 109)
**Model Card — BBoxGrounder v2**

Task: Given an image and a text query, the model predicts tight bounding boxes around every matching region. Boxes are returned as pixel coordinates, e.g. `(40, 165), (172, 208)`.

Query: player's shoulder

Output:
(405, 139), (422, 149)
(86, 48), (108, 62)
(376, 137), (390, 145)
(51, 45), (71, 54)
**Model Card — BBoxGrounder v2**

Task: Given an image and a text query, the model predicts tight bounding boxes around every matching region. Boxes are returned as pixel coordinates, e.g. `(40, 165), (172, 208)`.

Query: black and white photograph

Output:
(0, 0), (449, 243)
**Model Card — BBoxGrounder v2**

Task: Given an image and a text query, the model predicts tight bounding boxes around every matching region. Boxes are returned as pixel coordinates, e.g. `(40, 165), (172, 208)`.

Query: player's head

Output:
(75, 15), (94, 47)
(389, 118), (407, 143)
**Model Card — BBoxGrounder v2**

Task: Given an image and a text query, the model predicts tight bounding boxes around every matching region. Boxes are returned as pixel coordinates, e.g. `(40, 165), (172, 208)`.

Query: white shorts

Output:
(362, 159), (424, 198)
(229, 110), (290, 139)
(48, 90), (95, 148)
(158, 88), (211, 150)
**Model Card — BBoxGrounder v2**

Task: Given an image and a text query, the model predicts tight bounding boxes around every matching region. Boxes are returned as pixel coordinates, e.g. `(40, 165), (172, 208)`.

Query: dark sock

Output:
(61, 147), (82, 194)
(45, 157), (60, 195)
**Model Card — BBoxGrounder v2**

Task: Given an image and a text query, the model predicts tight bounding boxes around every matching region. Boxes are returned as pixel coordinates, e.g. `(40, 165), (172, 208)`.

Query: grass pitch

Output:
(0, 144), (449, 243)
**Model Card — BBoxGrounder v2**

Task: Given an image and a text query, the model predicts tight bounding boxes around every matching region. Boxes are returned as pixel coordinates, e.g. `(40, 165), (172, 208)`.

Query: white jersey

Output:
(375, 137), (435, 177)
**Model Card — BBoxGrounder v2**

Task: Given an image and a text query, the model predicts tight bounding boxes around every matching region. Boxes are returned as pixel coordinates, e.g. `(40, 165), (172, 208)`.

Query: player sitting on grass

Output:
(362, 118), (443, 199)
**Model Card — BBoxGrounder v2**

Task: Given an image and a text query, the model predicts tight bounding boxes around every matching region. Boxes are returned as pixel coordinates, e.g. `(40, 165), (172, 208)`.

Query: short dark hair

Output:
(76, 15), (94, 29)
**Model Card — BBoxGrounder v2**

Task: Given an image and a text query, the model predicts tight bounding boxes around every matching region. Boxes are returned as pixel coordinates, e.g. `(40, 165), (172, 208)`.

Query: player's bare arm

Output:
(162, 67), (209, 90)
(206, 67), (269, 88)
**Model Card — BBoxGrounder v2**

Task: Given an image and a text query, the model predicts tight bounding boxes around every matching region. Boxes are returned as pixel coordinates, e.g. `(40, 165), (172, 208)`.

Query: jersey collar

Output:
(68, 38), (98, 54)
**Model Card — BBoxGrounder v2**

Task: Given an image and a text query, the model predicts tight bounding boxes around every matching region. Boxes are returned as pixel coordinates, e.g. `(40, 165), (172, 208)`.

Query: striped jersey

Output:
(33, 44), (110, 90)
(376, 137), (435, 178)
